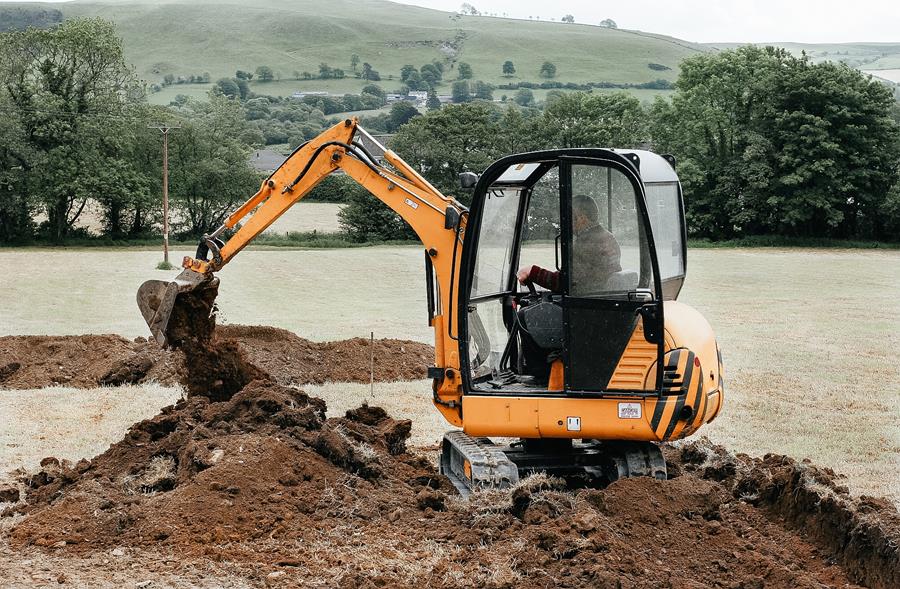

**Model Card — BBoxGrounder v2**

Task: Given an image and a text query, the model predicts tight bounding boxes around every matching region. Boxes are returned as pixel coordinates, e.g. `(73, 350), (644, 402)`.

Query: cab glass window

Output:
(568, 164), (652, 298)
(469, 187), (522, 298)
(644, 182), (684, 283)
(517, 166), (560, 293)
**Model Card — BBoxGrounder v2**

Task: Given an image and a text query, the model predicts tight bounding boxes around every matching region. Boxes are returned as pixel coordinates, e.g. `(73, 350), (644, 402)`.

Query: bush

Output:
(338, 190), (416, 242)
(304, 174), (360, 203)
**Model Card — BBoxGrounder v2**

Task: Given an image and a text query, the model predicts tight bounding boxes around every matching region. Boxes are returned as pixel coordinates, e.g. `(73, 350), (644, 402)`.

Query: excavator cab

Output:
(458, 149), (684, 397)
(441, 149), (698, 495)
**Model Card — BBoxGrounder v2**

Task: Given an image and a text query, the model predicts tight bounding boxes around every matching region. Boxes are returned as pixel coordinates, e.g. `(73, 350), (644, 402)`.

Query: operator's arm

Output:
(517, 265), (560, 291)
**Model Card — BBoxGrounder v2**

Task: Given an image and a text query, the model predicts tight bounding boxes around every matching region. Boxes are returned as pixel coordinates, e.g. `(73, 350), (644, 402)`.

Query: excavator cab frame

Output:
(457, 149), (668, 400)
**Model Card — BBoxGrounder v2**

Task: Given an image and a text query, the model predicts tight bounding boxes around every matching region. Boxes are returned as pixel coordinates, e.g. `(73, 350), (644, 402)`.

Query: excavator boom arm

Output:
(176, 119), (467, 423)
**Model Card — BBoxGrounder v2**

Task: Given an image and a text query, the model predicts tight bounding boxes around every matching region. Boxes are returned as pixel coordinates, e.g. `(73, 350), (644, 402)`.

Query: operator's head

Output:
(572, 194), (600, 232)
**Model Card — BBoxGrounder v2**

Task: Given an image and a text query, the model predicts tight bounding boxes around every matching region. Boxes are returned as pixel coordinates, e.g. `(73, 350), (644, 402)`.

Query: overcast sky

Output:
(396, 0), (899, 44)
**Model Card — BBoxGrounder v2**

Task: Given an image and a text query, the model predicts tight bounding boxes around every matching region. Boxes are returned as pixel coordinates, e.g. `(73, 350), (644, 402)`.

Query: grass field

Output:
(1, 247), (898, 504)
(710, 41), (900, 70)
(43, 0), (702, 90)
(146, 79), (674, 107)
(865, 68), (900, 83)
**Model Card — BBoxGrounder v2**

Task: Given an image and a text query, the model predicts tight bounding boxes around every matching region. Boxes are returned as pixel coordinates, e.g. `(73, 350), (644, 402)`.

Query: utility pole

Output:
(149, 123), (180, 264)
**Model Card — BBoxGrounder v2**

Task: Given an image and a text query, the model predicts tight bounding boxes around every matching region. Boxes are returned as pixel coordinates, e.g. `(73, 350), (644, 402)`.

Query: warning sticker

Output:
(618, 402), (642, 419)
(566, 416), (581, 431)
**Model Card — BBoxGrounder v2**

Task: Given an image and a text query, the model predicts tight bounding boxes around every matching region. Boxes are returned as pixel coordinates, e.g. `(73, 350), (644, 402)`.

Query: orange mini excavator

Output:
(138, 118), (724, 495)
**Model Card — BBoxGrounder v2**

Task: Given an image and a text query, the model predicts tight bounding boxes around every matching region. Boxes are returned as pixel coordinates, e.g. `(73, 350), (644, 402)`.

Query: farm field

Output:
(865, 68), (900, 83)
(265, 202), (345, 234)
(0, 246), (897, 504)
(146, 79), (675, 106)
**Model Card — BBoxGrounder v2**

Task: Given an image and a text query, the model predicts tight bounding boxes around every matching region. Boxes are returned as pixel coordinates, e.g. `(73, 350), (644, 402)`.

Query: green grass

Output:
(40, 0), (702, 93)
(709, 41), (900, 71)
(146, 83), (213, 105)
(688, 235), (900, 249)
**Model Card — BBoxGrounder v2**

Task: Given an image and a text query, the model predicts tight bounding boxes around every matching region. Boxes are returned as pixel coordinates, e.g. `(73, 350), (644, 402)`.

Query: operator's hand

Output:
(517, 265), (537, 284)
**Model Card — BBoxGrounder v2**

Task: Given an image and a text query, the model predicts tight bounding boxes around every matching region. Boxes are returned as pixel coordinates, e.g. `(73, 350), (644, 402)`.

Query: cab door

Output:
(560, 156), (664, 394)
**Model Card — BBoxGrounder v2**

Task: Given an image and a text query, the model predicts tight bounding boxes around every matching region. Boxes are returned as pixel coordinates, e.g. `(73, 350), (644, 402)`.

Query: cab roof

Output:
(612, 150), (679, 183)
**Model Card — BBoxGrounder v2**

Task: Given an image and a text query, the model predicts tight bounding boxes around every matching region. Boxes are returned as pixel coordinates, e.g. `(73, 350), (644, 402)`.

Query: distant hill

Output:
(4, 1), (897, 101)
(0, 0), (706, 96)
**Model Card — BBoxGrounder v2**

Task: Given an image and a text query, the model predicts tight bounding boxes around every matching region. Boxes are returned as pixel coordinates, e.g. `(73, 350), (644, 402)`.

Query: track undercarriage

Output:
(440, 431), (667, 497)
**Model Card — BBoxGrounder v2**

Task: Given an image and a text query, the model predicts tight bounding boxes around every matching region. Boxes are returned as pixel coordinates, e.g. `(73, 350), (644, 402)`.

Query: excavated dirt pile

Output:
(6, 413), (899, 588)
(3, 296), (898, 588)
(0, 328), (432, 391)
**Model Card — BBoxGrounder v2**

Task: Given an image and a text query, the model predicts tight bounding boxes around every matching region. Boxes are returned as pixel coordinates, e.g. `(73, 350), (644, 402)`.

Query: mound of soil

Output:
(7, 379), (432, 554)
(216, 324), (433, 385)
(0, 328), (432, 391)
(0, 335), (177, 389)
(4, 295), (897, 587)
(5, 376), (898, 589)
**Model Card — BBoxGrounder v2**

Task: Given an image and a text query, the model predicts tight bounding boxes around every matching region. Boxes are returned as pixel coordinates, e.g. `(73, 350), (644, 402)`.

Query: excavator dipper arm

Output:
(138, 119), (467, 425)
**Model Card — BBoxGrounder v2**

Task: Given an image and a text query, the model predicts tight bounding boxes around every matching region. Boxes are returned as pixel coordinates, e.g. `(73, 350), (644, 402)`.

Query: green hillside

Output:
(2, 0), (706, 95)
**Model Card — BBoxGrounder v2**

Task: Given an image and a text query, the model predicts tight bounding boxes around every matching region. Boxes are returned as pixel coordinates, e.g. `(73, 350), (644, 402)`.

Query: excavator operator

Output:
(517, 194), (622, 295)
(513, 195), (622, 383)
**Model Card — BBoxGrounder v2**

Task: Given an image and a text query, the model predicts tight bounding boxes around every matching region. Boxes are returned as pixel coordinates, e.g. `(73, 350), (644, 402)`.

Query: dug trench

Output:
(1, 296), (898, 587)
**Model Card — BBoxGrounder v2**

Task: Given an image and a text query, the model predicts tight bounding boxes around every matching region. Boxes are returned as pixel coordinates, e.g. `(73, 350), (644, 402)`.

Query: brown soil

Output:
(0, 335), (174, 389)
(3, 302), (897, 587)
(0, 329), (432, 391)
(216, 324), (433, 385)
(4, 375), (898, 588)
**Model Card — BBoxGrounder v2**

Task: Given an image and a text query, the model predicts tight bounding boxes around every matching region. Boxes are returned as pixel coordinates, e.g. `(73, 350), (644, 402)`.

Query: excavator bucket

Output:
(137, 269), (219, 347)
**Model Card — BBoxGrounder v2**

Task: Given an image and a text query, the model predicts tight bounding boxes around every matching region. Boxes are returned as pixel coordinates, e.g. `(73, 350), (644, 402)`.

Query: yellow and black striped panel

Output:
(646, 349), (705, 441)
(607, 317), (669, 390)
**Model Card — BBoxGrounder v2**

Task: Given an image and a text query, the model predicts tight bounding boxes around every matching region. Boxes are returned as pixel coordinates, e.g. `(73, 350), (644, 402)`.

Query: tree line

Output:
(0, 19), (259, 243)
(345, 47), (900, 242)
(1, 20), (897, 246)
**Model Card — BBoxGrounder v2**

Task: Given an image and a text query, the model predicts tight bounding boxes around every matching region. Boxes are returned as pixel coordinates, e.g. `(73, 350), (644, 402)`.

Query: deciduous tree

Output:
(539, 61), (557, 78)
(255, 65), (275, 82)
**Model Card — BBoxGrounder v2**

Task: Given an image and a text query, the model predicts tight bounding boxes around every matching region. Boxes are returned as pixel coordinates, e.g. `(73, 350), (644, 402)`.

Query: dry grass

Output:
(306, 379), (447, 448)
(0, 246), (897, 504)
(0, 384), (182, 477)
(0, 246), (429, 341)
(680, 248), (900, 502)
(264, 202), (344, 235)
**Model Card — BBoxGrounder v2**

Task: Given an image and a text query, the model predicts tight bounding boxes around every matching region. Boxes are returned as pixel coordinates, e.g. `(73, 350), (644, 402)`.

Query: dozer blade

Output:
(137, 269), (219, 347)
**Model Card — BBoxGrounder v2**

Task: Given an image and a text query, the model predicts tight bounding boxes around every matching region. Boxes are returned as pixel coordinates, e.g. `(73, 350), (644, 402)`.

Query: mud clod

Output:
(0, 486), (19, 503)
